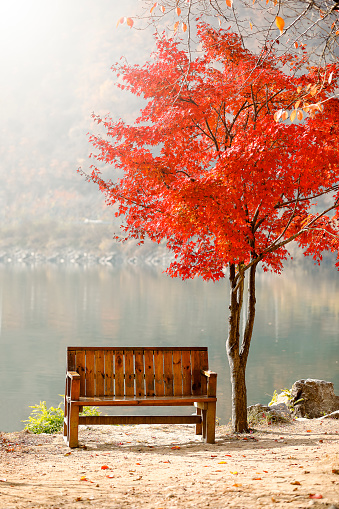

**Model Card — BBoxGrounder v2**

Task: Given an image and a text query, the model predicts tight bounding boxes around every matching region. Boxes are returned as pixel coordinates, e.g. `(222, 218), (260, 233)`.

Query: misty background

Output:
(0, 0), (156, 256)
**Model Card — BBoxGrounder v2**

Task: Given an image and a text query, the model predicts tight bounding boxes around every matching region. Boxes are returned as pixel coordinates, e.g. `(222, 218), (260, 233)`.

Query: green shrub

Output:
(23, 399), (101, 434)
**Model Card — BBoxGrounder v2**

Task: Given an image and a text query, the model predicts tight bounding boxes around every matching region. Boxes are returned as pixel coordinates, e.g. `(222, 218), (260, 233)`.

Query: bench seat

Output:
(68, 394), (217, 406)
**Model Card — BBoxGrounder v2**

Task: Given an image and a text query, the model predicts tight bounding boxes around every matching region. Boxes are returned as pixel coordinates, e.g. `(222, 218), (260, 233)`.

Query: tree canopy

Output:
(87, 24), (339, 281)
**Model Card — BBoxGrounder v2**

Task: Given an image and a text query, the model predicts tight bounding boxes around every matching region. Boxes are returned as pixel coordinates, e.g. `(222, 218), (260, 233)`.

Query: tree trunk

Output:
(226, 261), (257, 433)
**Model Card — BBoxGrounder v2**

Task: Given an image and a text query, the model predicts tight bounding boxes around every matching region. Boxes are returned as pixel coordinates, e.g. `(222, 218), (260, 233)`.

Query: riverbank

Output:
(1, 420), (339, 508)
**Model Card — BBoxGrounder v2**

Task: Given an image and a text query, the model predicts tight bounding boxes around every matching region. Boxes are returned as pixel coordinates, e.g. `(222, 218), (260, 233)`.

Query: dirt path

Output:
(1, 420), (339, 508)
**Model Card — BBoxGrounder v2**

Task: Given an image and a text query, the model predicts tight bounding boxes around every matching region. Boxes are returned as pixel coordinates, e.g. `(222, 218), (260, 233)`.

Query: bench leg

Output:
(64, 397), (68, 440)
(68, 404), (80, 448)
(195, 407), (202, 435)
(204, 401), (216, 444)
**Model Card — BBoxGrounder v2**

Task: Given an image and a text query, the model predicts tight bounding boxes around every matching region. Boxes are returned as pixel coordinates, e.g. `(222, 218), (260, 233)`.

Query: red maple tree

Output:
(83, 24), (339, 432)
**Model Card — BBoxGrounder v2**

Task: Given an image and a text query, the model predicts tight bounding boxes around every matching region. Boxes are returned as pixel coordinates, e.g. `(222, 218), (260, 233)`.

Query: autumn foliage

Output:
(87, 25), (339, 280)
(85, 24), (339, 431)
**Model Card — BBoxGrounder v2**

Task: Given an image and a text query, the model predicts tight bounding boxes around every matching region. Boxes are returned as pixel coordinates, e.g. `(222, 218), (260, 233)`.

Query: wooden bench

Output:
(64, 346), (217, 447)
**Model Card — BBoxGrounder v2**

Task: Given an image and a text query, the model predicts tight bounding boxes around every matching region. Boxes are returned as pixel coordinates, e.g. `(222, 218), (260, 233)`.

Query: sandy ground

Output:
(0, 420), (339, 509)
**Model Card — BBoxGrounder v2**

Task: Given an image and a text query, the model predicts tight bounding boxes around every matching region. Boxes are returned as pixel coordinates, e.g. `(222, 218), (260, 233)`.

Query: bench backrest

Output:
(67, 347), (209, 398)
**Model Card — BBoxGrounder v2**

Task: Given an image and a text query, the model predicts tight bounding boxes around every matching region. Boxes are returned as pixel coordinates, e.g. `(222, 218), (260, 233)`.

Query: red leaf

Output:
(309, 494), (323, 499)
(101, 465), (109, 470)
(150, 2), (158, 14)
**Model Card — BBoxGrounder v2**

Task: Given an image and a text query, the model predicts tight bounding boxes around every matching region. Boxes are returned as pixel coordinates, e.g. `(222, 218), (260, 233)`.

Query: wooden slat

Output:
(85, 350), (95, 397)
(181, 350), (192, 395)
(191, 349), (202, 395)
(144, 349), (155, 396)
(79, 415), (202, 425)
(67, 350), (76, 371)
(115, 350), (124, 396)
(124, 350), (135, 397)
(104, 350), (114, 396)
(163, 350), (173, 396)
(75, 350), (86, 396)
(154, 350), (164, 396)
(200, 349), (209, 395)
(95, 350), (105, 397)
(134, 349), (144, 397)
(173, 350), (183, 396)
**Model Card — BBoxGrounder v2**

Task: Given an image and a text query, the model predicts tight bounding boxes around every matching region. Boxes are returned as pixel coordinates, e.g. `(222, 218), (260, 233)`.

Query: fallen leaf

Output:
(80, 476), (88, 481)
(233, 483), (242, 487)
(225, 454), (232, 457)
(252, 477), (262, 480)
(230, 471), (238, 475)
(0, 478), (7, 482)
(171, 446), (180, 450)
(101, 465), (109, 470)
(332, 468), (339, 474)
(291, 481), (301, 485)
(218, 461), (227, 464)
(309, 494), (323, 499)
(106, 475), (114, 478)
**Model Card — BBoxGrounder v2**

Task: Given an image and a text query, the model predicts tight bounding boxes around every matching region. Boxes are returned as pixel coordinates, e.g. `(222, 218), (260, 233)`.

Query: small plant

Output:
(268, 388), (303, 412)
(23, 398), (101, 434)
(268, 388), (291, 406)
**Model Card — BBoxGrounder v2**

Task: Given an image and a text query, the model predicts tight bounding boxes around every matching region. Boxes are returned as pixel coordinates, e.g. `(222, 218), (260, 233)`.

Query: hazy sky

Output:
(0, 0), (153, 196)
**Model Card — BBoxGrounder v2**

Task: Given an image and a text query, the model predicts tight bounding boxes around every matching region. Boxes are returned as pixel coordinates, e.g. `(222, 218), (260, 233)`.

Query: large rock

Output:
(290, 379), (339, 418)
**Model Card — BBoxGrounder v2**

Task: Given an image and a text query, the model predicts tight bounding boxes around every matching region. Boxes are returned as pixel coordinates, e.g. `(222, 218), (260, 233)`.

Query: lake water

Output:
(0, 261), (338, 431)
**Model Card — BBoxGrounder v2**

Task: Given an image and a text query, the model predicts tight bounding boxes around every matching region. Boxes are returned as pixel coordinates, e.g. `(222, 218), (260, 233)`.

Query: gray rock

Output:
(290, 379), (339, 418)
(247, 402), (291, 420)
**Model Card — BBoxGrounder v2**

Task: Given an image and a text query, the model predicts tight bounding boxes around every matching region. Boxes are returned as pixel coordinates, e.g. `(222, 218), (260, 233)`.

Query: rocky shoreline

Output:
(0, 248), (175, 267)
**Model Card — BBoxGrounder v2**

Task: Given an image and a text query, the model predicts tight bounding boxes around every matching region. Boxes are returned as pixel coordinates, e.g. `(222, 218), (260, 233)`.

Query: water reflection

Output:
(0, 262), (338, 431)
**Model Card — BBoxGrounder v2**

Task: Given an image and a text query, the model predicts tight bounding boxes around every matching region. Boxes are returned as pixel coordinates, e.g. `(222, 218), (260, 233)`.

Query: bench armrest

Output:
(201, 370), (217, 378)
(65, 371), (81, 400)
(201, 370), (217, 397)
(66, 371), (81, 380)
